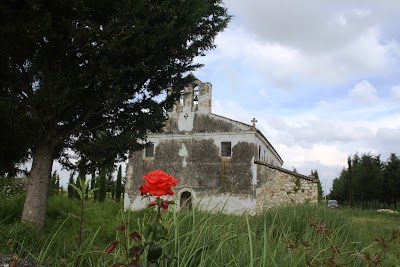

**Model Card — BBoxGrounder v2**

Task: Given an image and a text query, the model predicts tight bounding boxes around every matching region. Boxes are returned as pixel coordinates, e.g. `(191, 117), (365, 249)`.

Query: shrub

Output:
(0, 176), (26, 199)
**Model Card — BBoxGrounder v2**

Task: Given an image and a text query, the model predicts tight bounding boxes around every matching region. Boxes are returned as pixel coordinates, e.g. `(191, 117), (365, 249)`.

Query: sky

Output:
(191, 0), (400, 193)
(56, 1), (400, 194)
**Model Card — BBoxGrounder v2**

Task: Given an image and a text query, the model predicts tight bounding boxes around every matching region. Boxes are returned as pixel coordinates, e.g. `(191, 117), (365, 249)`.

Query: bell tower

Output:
(175, 80), (212, 114)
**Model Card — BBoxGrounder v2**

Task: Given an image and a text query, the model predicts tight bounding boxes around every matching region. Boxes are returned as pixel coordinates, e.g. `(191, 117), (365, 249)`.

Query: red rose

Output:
(139, 170), (179, 196)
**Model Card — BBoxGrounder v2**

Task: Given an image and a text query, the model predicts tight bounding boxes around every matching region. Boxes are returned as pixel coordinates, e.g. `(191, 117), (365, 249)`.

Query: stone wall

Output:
(255, 161), (318, 212)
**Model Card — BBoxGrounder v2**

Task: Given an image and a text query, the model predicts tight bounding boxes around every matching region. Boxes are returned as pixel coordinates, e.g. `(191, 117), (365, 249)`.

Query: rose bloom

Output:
(139, 170), (179, 196)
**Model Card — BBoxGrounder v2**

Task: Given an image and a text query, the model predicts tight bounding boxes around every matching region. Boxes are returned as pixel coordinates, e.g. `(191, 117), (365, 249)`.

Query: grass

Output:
(1, 196), (399, 267)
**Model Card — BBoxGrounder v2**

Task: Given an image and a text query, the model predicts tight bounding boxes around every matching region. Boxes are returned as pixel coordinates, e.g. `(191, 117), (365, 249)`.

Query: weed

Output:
(284, 215), (400, 266)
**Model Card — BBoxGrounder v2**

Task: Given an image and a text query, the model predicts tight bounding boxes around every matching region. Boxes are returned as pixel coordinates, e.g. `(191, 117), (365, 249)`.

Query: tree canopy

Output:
(0, 0), (231, 227)
(330, 153), (399, 209)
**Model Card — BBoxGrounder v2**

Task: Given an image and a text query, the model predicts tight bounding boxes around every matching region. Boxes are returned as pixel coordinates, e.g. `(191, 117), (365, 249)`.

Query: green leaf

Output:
(68, 183), (82, 197)
(88, 187), (100, 194)
(79, 179), (88, 193)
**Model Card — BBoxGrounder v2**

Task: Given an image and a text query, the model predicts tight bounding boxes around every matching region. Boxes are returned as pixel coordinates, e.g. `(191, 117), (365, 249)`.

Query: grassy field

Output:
(1, 196), (399, 267)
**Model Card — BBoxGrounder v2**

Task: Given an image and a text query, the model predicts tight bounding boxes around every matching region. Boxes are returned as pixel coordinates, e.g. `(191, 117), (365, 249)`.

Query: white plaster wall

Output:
(198, 194), (256, 214)
(124, 192), (147, 210)
(177, 108), (195, 132)
(124, 192), (256, 215)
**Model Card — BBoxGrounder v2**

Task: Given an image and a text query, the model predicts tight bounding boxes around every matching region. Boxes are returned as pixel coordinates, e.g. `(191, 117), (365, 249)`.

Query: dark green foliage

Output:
(0, 176), (25, 199)
(348, 156), (355, 207)
(0, 0), (231, 225)
(91, 170), (97, 200)
(98, 170), (107, 202)
(111, 181), (115, 199)
(106, 171), (114, 196)
(383, 154), (400, 209)
(331, 153), (398, 209)
(67, 173), (75, 199)
(0, 102), (31, 176)
(116, 165), (122, 202)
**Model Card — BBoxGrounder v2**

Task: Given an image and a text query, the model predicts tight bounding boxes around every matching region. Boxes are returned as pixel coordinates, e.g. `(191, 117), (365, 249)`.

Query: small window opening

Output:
(145, 144), (154, 157)
(258, 145), (261, 160)
(180, 191), (192, 210)
(221, 142), (232, 157)
(179, 89), (185, 106)
(193, 85), (199, 105)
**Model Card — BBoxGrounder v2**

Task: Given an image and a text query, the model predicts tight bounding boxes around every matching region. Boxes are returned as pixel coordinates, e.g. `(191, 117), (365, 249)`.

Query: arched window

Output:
(193, 85), (199, 106)
(179, 89), (184, 106)
(180, 191), (192, 210)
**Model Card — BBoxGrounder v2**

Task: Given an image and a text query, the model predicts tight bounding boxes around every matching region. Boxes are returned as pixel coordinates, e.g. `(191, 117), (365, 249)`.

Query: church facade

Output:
(124, 80), (318, 213)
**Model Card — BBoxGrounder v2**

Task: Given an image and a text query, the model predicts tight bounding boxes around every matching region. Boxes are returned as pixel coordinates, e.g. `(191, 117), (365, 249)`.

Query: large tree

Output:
(0, 0), (230, 227)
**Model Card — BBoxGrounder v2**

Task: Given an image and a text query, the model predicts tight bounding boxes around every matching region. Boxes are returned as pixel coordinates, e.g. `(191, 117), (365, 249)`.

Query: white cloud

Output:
(213, 100), (252, 124)
(205, 1), (400, 89)
(277, 143), (348, 167)
(354, 9), (372, 18)
(349, 80), (379, 105)
(226, 1), (400, 52)
(212, 25), (399, 88)
(391, 85), (400, 100)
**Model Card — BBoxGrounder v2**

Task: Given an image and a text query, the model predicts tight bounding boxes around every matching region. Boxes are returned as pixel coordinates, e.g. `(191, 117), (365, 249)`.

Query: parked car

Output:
(327, 199), (339, 208)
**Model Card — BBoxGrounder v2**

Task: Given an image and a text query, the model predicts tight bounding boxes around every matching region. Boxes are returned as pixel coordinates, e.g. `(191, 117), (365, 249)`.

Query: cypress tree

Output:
(111, 181), (115, 199)
(67, 173), (75, 199)
(91, 170), (97, 200)
(98, 169), (107, 202)
(348, 156), (355, 207)
(116, 165), (122, 202)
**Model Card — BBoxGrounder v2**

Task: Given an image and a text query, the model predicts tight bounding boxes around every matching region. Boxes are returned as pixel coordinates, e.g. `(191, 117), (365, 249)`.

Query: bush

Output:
(0, 176), (26, 199)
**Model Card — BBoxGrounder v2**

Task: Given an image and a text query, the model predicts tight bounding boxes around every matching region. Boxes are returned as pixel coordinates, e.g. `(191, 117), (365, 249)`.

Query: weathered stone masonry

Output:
(125, 80), (319, 214)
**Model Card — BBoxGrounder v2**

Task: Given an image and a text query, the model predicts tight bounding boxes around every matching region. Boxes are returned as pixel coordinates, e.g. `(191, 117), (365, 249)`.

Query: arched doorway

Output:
(180, 191), (192, 210)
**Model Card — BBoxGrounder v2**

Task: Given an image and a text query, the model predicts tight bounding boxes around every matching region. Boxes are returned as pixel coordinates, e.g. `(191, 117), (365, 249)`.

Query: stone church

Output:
(124, 80), (319, 214)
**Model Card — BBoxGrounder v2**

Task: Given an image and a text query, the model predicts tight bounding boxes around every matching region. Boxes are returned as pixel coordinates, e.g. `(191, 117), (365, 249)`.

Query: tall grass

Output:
(1, 196), (399, 266)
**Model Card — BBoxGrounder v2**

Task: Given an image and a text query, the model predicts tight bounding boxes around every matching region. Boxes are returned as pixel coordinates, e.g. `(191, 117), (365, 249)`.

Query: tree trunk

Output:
(21, 142), (54, 228)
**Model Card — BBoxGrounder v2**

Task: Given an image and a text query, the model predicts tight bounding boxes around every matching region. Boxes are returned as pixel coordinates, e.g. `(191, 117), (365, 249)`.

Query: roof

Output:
(254, 160), (318, 182)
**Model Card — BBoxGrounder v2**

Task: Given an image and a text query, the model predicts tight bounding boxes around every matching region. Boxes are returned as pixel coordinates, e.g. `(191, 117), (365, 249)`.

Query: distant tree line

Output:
(67, 165), (124, 202)
(330, 153), (400, 209)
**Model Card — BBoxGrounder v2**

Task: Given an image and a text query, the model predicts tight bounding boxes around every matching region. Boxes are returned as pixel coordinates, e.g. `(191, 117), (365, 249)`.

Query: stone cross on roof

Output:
(251, 118), (257, 130)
